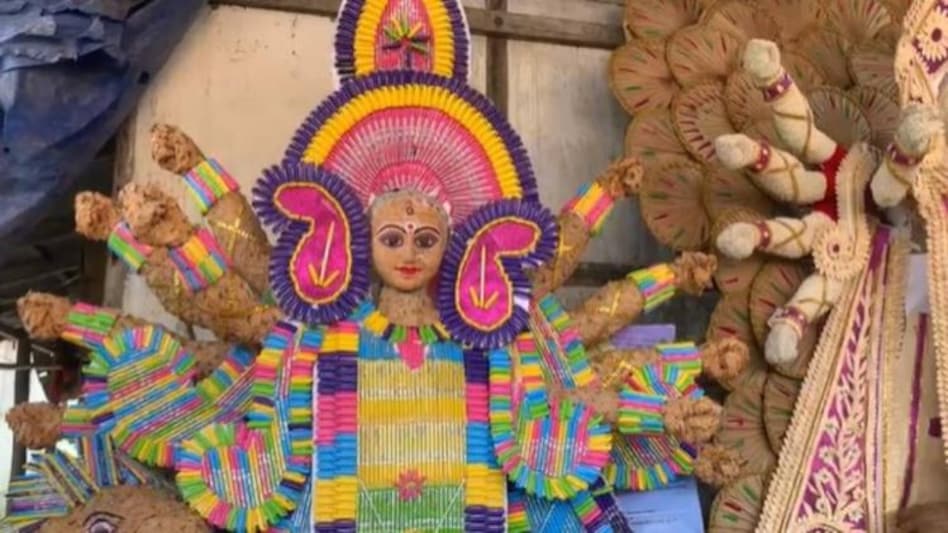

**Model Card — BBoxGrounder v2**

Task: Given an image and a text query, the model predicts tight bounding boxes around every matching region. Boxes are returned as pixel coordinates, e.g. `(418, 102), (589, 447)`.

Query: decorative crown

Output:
(253, 0), (556, 348)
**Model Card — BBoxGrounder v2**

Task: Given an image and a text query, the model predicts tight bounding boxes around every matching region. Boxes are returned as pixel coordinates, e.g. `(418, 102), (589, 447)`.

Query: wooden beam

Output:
(485, 0), (509, 114)
(105, 118), (137, 309)
(464, 8), (622, 49)
(214, 0), (624, 49)
(0, 363), (62, 372)
(0, 266), (80, 293)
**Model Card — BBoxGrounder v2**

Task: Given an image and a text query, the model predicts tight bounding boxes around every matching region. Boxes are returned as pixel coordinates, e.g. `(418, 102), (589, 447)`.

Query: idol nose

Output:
(406, 241), (421, 260)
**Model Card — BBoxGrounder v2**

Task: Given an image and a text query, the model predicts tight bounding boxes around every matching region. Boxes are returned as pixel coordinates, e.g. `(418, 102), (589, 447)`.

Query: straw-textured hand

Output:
(531, 157), (643, 299)
(713, 39), (876, 365)
(72, 126), (282, 344)
(151, 124), (273, 295)
(570, 251), (716, 347)
(870, 104), (945, 207)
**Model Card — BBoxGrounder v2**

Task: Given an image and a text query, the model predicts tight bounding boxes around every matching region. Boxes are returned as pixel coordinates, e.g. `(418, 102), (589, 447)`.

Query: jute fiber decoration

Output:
(698, 31), (916, 530)
(716, 375), (776, 478)
(707, 291), (768, 391)
(880, 0), (948, 477)
(15, 292), (232, 380)
(712, 39), (881, 366)
(609, 0), (907, 413)
(748, 261), (820, 379)
(604, 6), (916, 528)
(4, 402), (64, 450)
(756, 227), (908, 532)
(880, 314), (948, 527)
(578, 337), (747, 492)
(532, 156), (642, 299)
(4, 0), (739, 530)
(762, 372), (802, 453)
(693, 443), (744, 488)
(74, 183), (280, 344)
(151, 124), (272, 296)
(708, 474), (768, 532)
(569, 251), (717, 348)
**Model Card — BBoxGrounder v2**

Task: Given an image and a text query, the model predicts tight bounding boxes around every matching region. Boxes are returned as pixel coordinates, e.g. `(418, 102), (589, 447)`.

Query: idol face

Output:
(370, 193), (448, 293)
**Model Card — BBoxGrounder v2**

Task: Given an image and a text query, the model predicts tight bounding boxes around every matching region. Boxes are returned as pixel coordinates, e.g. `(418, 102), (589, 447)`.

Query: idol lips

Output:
(396, 265), (422, 276)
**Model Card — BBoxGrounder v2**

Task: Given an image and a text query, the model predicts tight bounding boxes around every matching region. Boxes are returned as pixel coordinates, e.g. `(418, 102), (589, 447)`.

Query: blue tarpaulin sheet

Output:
(0, 0), (204, 241)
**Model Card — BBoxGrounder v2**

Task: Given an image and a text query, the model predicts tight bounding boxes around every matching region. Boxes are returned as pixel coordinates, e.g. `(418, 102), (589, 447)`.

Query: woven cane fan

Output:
(725, 72), (771, 132)
(639, 155), (710, 251)
(617, 7), (905, 305)
(762, 372), (801, 453)
(791, 28), (854, 88)
(708, 474), (768, 532)
(609, 40), (678, 115)
(821, 0), (893, 44)
(716, 377), (777, 477)
(623, 109), (690, 172)
(849, 85), (901, 149)
(707, 291), (767, 391)
(882, 0), (914, 22)
(667, 25), (743, 86)
(672, 81), (737, 165)
(849, 42), (900, 99)
(625, 0), (703, 41)
(808, 86), (874, 147)
(702, 165), (775, 222)
(700, 0), (779, 41)
(780, 51), (828, 89)
(756, 0), (824, 43)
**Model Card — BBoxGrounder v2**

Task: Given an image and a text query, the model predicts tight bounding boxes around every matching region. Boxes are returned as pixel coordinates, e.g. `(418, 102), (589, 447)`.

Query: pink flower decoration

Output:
(395, 469), (426, 501)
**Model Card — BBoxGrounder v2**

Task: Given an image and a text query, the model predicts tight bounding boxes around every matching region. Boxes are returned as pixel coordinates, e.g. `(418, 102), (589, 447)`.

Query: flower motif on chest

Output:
(396, 469), (427, 501)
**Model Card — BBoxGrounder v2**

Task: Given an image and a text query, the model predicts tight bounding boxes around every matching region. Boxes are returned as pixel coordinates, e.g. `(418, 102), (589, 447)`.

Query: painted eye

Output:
(84, 512), (123, 532)
(379, 231), (405, 248)
(414, 232), (439, 250)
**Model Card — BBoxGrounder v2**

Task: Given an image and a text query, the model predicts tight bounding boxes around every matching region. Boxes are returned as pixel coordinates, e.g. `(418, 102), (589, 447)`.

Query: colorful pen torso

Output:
(310, 307), (506, 532)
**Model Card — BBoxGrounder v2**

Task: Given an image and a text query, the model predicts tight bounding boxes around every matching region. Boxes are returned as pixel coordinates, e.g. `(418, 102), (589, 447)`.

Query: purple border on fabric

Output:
(870, 227), (891, 524)
(252, 163), (371, 325)
(798, 227), (889, 523)
(437, 199), (557, 349)
(281, 70), (539, 203)
(589, 482), (634, 533)
(870, 226), (891, 270)
(314, 520), (357, 532)
(900, 313), (929, 511)
(316, 353), (359, 394)
(464, 505), (506, 532)
(463, 349), (490, 384)
(333, 0), (470, 82)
